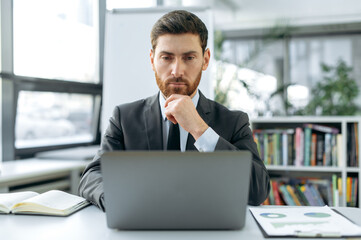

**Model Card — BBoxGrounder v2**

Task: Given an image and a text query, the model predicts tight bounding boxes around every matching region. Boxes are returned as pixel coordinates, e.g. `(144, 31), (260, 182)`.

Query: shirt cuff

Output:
(194, 127), (219, 152)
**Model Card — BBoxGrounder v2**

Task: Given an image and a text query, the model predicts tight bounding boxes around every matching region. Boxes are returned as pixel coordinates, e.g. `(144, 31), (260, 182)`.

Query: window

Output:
(219, 25), (361, 117)
(219, 39), (286, 117)
(289, 35), (361, 107)
(15, 91), (100, 149)
(0, 0), (104, 160)
(13, 0), (99, 83)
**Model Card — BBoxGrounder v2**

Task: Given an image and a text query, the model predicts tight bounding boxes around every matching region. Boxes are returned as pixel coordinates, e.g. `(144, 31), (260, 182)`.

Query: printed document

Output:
(249, 206), (361, 237)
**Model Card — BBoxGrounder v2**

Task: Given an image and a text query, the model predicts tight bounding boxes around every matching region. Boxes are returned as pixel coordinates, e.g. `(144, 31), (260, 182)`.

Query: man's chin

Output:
(166, 87), (188, 96)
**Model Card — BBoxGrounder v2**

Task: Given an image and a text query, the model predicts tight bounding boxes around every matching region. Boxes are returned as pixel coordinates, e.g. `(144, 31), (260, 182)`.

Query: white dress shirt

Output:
(159, 90), (219, 152)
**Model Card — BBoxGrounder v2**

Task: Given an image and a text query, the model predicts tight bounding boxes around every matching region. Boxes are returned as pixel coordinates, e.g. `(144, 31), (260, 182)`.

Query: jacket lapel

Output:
(144, 93), (163, 150)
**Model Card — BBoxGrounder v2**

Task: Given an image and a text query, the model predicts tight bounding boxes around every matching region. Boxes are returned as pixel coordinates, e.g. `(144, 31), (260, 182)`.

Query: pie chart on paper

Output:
(260, 213), (287, 219)
(304, 212), (331, 218)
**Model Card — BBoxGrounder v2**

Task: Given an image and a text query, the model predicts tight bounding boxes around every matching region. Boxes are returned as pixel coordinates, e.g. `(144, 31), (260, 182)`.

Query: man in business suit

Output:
(79, 10), (270, 211)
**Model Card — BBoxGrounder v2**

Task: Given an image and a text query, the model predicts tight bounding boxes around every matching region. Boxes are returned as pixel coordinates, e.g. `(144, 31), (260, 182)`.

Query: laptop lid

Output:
(101, 151), (252, 230)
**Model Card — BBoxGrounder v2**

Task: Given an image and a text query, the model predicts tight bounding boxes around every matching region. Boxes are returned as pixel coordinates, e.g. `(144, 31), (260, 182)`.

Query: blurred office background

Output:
(1, 0), (361, 161)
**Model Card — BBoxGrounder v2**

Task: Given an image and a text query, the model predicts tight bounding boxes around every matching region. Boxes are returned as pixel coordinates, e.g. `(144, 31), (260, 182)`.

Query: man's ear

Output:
(150, 49), (155, 71)
(202, 48), (211, 71)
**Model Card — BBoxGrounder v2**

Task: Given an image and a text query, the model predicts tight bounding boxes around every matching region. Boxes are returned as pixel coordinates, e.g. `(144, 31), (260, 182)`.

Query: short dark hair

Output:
(150, 10), (208, 54)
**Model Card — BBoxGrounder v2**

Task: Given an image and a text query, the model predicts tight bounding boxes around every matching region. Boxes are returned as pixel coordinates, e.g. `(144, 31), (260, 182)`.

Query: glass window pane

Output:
(13, 0), (99, 83)
(15, 91), (98, 149)
(219, 39), (285, 117)
(289, 35), (361, 114)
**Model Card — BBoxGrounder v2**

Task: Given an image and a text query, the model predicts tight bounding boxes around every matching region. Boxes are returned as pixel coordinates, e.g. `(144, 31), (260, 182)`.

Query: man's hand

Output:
(164, 94), (208, 140)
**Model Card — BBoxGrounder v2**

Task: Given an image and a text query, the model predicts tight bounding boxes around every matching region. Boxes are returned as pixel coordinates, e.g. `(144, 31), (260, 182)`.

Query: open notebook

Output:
(0, 190), (90, 216)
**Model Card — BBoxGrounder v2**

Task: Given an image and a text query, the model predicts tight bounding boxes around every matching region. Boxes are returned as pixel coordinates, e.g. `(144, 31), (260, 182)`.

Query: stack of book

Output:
(263, 175), (343, 207)
(253, 123), (342, 167)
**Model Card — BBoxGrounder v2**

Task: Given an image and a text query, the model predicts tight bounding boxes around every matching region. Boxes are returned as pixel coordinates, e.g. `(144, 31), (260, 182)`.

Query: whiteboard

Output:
(102, 7), (214, 132)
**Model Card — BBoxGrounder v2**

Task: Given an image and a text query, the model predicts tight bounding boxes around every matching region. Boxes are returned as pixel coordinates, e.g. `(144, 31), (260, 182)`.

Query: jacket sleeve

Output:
(215, 112), (270, 206)
(78, 106), (124, 211)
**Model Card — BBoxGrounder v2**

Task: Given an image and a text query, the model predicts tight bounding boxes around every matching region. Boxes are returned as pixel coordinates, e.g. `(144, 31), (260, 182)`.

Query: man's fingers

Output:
(164, 97), (178, 124)
(165, 113), (177, 124)
(164, 94), (182, 107)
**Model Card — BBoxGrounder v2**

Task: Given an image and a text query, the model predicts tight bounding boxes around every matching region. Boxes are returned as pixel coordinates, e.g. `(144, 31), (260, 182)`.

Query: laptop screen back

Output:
(101, 151), (252, 230)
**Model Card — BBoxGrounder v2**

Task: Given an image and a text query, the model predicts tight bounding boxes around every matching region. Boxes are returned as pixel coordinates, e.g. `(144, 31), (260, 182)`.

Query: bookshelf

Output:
(250, 116), (360, 208)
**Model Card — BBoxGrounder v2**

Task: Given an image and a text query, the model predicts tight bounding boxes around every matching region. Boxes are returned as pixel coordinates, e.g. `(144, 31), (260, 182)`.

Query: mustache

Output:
(165, 77), (189, 84)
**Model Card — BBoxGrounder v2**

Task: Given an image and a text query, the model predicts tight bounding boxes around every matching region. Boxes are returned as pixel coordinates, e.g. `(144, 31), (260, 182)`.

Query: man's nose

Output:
(171, 59), (184, 78)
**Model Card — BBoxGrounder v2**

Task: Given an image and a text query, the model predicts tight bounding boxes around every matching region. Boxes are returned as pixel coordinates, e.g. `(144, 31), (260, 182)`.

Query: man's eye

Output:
(161, 56), (171, 60)
(186, 56), (195, 61)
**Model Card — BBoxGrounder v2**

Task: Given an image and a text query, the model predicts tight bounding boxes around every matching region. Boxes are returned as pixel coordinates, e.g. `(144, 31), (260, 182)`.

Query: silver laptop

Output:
(101, 151), (252, 230)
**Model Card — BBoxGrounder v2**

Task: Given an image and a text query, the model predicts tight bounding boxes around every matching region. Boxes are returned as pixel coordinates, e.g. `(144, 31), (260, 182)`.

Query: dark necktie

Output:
(167, 122), (180, 150)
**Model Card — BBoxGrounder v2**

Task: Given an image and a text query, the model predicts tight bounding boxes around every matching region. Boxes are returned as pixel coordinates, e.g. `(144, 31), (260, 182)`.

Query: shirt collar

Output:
(159, 90), (200, 121)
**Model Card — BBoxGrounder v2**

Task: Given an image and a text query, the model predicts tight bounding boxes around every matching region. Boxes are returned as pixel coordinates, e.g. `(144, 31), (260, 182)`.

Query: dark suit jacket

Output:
(79, 91), (270, 211)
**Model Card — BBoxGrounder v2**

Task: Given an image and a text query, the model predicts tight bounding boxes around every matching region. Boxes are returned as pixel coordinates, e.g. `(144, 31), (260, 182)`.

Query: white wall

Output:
(102, 7), (214, 132)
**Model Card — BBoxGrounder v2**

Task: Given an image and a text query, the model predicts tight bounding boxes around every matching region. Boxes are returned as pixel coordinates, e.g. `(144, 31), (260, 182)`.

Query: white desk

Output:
(0, 159), (88, 194)
(1, 206), (360, 240)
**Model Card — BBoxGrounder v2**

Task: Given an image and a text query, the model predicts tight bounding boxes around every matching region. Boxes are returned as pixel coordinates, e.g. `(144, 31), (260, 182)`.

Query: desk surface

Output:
(1, 206), (361, 240)
(0, 159), (89, 194)
(0, 159), (88, 182)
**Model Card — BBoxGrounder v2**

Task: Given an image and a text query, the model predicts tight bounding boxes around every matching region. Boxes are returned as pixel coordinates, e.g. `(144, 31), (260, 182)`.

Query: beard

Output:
(155, 68), (202, 98)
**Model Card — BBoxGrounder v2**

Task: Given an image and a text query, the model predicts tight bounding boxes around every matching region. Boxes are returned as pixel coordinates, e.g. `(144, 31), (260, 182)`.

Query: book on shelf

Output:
(286, 185), (302, 206)
(352, 123), (359, 167)
(337, 134), (343, 167)
(294, 127), (304, 166)
(348, 123), (359, 167)
(308, 179), (333, 206)
(294, 184), (310, 206)
(253, 123), (342, 167)
(347, 177), (352, 205)
(303, 123), (340, 134)
(263, 180), (279, 206)
(354, 178), (358, 207)
(268, 134), (274, 165)
(303, 127), (312, 166)
(278, 184), (296, 206)
(300, 184), (317, 206)
(307, 183), (326, 206)
(346, 176), (358, 207)
(332, 174), (339, 207)
(331, 134), (338, 167)
(0, 190), (90, 216)
(263, 176), (341, 207)
(272, 180), (283, 205)
(351, 178), (356, 207)
(310, 133), (317, 166)
(254, 129), (294, 166)
(287, 132), (294, 166)
(316, 133), (325, 166)
(324, 133), (333, 166)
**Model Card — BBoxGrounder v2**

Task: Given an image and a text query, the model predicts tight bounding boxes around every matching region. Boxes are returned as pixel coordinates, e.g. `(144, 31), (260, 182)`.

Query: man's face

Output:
(150, 33), (210, 98)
